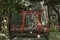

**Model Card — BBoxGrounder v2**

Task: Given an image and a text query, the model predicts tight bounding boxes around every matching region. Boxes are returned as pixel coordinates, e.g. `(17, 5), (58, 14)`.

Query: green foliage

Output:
(25, 13), (38, 27)
(11, 13), (22, 25)
(0, 0), (22, 16)
(29, 0), (42, 2)
(48, 0), (60, 6)
(0, 36), (6, 40)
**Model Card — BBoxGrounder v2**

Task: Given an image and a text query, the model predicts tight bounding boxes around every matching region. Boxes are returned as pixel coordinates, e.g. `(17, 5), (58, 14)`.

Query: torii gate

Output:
(21, 10), (42, 33)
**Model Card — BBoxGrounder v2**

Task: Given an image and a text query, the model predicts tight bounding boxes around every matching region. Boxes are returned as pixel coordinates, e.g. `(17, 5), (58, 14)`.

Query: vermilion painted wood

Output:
(21, 10), (42, 33)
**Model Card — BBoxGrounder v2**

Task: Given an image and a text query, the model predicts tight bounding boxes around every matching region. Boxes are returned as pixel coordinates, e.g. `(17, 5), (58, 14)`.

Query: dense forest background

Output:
(0, 0), (60, 40)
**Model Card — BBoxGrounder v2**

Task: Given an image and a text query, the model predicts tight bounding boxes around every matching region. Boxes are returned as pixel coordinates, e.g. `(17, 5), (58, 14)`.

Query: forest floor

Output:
(49, 32), (60, 40)
(0, 32), (60, 40)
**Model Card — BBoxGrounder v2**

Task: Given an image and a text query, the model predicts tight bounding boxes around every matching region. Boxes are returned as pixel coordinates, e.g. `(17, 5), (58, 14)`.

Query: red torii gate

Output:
(21, 10), (42, 33)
